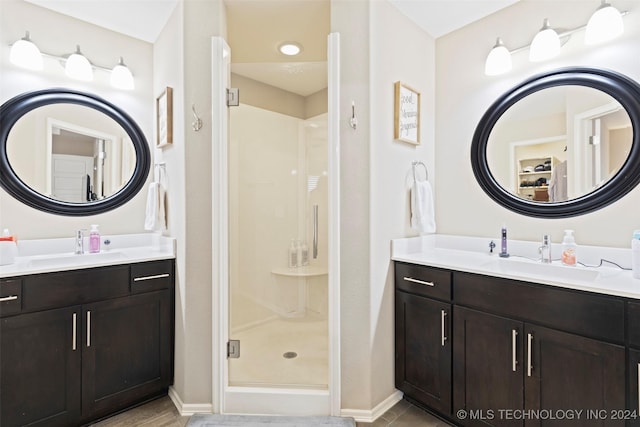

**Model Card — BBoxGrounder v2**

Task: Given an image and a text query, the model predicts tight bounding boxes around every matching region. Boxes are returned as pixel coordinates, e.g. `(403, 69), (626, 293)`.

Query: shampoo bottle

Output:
(632, 230), (640, 279)
(288, 239), (298, 268)
(561, 229), (577, 266)
(300, 240), (309, 266)
(89, 224), (101, 254)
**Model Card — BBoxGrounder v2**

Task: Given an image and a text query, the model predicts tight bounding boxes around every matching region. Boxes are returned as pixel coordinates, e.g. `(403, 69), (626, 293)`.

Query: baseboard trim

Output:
(340, 390), (403, 422)
(168, 386), (214, 416)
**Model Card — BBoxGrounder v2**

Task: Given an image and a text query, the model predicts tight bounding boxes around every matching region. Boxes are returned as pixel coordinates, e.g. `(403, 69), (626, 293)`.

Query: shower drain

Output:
(283, 351), (298, 359)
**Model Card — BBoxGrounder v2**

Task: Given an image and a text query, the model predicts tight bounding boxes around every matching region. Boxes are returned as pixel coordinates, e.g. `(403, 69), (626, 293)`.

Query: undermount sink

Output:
(25, 251), (127, 268)
(481, 257), (600, 283)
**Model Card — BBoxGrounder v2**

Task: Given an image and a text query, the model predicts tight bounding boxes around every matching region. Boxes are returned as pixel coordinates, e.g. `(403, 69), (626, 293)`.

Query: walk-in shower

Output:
(228, 103), (328, 389)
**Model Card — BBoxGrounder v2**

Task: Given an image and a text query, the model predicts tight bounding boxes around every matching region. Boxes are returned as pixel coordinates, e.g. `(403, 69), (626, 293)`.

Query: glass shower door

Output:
(227, 104), (329, 390)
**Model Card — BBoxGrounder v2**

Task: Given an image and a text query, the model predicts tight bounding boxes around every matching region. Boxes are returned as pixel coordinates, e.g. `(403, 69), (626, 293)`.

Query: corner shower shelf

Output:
(271, 266), (328, 277)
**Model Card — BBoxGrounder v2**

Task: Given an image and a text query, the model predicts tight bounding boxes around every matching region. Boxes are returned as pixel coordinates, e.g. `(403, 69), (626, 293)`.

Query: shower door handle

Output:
(313, 204), (318, 259)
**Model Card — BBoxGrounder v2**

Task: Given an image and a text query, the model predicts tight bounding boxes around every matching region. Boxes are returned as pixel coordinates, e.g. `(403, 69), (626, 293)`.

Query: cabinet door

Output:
(395, 290), (452, 415)
(524, 324), (625, 427)
(629, 349), (640, 427)
(0, 306), (81, 427)
(453, 306), (524, 427)
(81, 290), (172, 420)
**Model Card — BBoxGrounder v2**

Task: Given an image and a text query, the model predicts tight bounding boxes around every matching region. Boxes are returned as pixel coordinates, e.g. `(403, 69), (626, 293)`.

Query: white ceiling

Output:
(24, 0), (519, 95)
(25, 0), (519, 45)
(388, 0), (519, 38)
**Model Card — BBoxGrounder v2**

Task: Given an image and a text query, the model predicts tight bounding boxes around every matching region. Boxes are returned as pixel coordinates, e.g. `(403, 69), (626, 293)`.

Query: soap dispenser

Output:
(89, 224), (101, 254)
(561, 229), (577, 266)
(632, 230), (640, 279)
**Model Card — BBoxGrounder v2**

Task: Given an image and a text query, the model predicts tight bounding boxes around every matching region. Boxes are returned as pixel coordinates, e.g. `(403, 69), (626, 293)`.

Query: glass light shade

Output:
(10, 32), (43, 71)
(485, 38), (512, 76)
(110, 57), (135, 90)
(529, 19), (561, 62)
(65, 46), (93, 81)
(585, 2), (624, 45)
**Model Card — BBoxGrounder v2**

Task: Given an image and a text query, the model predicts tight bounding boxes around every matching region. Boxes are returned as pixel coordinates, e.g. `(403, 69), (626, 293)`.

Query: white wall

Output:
(332, 0), (436, 413)
(436, 0), (640, 247)
(369, 0), (435, 409)
(0, 0), (153, 237)
(153, 0), (226, 407)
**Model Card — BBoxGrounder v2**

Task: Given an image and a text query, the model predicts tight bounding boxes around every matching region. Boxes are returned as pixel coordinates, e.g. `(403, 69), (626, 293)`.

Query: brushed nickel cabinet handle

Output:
(86, 311), (91, 348)
(441, 310), (447, 346)
(512, 329), (518, 372)
(72, 313), (77, 351)
(0, 295), (18, 302)
(403, 277), (435, 287)
(133, 273), (170, 282)
(527, 333), (533, 377)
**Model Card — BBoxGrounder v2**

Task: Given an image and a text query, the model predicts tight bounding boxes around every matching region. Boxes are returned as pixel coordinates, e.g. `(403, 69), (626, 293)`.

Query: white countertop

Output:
(0, 233), (176, 278)
(391, 234), (640, 300)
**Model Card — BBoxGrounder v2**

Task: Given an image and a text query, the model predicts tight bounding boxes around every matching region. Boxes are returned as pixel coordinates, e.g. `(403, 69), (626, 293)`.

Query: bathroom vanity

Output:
(0, 236), (175, 427)
(393, 235), (639, 427)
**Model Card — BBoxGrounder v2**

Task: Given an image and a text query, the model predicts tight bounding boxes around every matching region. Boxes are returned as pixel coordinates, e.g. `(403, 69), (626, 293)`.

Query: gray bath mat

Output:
(187, 414), (355, 427)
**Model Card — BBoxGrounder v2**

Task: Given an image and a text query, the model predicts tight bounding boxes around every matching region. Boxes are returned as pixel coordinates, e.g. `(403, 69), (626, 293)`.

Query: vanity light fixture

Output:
(529, 19), (561, 62)
(585, 0), (624, 45)
(9, 31), (43, 71)
(8, 32), (135, 90)
(484, 37), (512, 76)
(484, 1), (627, 76)
(65, 45), (93, 81)
(110, 57), (135, 90)
(278, 42), (302, 56)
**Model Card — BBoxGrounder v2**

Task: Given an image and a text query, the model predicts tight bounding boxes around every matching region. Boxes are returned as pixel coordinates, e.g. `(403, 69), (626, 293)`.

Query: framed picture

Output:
(394, 81), (420, 145)
(156, 87), (173, 147)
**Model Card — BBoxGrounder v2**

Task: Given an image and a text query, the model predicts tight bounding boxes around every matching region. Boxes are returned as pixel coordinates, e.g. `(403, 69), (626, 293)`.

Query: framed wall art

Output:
(156, 87), (173, 147)
(394, 81), (420, 145)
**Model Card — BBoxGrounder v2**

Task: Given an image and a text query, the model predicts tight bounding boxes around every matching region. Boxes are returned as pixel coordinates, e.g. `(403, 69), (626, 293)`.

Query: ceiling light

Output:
(9, 31), (43, 71)
(529, 18), (561, 62)
(279, 42), (302, 56)
(65, 45), (93, 81)
(585, 0), (624, 45)
(484, 37), (512, 76)
(110, 57), (135, 90)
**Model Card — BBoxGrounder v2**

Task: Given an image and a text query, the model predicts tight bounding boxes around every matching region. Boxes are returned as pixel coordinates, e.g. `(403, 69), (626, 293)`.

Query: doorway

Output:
(211, 31), (340, 415)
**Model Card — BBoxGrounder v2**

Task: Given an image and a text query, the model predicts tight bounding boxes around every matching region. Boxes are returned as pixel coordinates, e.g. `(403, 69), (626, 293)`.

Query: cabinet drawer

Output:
(395, 262), (451, 301)
(130, 260), (174, 294)
(0, 278), (22, 317)
(454, 271), (625, 343)
(22, 266), (130, 312)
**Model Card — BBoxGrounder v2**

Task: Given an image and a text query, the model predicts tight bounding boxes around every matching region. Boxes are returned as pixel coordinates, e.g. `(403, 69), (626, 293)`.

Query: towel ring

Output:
(412, 161), (428, 182)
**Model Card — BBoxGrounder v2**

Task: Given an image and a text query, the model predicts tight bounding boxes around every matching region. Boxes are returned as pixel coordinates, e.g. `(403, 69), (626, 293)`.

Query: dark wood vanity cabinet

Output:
(395, 262), (628, 427)
(0, 306), (82, 427)
(394, 262), (452, 416)
(0, 259), (175, 427)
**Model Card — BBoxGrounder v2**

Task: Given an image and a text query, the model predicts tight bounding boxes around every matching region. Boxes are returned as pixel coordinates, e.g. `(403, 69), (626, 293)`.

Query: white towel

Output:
(410, 180), (436, 234)
(144, 182), (167, 231)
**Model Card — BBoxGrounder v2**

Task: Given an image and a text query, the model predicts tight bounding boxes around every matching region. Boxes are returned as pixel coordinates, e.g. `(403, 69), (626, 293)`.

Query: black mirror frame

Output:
(0, 88), (151, 216)
(471, 67), (640, 218)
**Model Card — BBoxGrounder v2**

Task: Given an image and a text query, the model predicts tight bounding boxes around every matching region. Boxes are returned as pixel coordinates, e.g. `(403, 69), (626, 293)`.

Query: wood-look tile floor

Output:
(90, 395), (454, 427)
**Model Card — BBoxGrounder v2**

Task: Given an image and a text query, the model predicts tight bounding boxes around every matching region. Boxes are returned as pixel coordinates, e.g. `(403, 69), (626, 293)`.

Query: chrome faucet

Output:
(75, 230), (85, 254)
(539, 234), (551, 263)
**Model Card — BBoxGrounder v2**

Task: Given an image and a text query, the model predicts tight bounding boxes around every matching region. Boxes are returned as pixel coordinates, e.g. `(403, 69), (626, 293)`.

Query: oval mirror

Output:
(0, 89), (150, 216)
(471, 67), (640, 218)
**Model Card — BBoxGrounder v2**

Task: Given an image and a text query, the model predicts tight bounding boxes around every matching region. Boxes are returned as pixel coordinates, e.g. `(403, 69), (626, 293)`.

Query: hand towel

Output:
(144, 182), (159, 231)
(411, 180), (436, 234)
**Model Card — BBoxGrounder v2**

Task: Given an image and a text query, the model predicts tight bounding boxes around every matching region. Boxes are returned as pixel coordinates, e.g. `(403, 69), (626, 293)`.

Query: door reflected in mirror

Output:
(486, 85), (632, 203)
(6, 103), (136, 203)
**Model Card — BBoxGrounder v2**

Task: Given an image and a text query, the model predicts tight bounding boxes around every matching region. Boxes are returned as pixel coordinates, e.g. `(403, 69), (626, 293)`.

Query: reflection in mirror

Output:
(6, 104), (136, 203)
(487, 85), (632, 203)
